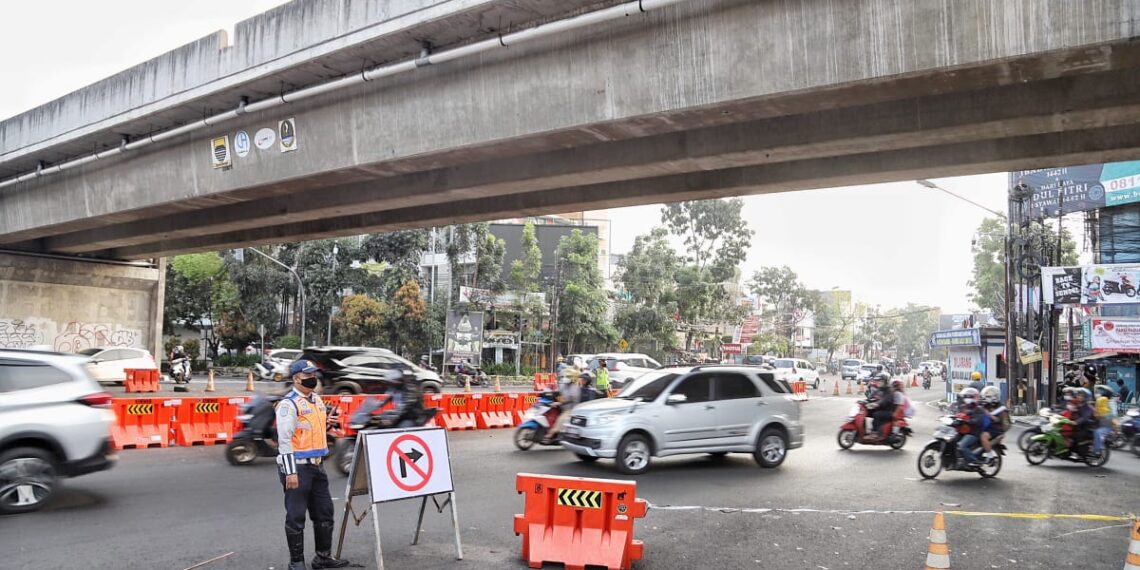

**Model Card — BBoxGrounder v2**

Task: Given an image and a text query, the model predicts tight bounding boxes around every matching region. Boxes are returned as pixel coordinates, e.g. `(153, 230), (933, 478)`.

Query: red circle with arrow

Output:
(386, 434), (434, 492)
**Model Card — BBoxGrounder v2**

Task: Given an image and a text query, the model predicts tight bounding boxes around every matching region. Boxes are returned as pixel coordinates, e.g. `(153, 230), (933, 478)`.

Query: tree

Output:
(893, 304), (941, 362)
(280, 239), (368, 343)
(661, 198), (753, 281)
(748, 266), (812, 356)
(969, 217), (1078, 319)
(475, 233), (506, 293)
(333, 294), (387, 347)
(164, 252), (236, 357)
(362, 229), (430, 293)
(509, 222), (543, 293)
(614, 228), (680, 354)
(382, 280), (429, 356)
(555, 229), (616, 353)
(813, 300), (856, 363)
(444, 223), (487, 301)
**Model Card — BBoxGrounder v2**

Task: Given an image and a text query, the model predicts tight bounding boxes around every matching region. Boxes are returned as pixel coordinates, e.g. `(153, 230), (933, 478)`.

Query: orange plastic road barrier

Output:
(328, 395), (369, 437)
(514, 473), (647, 570)
(923, 512), (950, 570)
(476, 393), (514, 429)
(423, 393), (445, 428)
(1124, 519), (1140, 570)
(439, 394), (477, 430)
(532, 373), (557, 391)
(124, 369), (159, 393)
(792, 381), (808, 401)
(111, 398), (178, 449)
(514, 393), (540, 425)
(173, 397), (243, 445)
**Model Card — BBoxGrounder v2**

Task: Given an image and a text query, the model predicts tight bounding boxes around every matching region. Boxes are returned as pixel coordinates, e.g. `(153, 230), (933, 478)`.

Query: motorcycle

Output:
(1024, 414), (1110, 467)
(332, 396), (439, 476)
(922, 370), (932, 390)
(225, 392), (340, 466)
(1017, 407), (1055, 451)
(252, 360), (288, 382)
(454, 366), (488, 388)
(1117, 408), (1139, 457)
(837, 400), (910, 450)
(170, 357), (191, 384)
(1102, 276), (1137, 298)
(514, 392), (564, 450)
(916, 415), (1005, 479)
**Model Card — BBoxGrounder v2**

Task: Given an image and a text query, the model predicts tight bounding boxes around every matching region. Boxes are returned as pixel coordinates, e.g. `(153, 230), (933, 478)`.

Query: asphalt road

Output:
(5, 377), (1139, 570)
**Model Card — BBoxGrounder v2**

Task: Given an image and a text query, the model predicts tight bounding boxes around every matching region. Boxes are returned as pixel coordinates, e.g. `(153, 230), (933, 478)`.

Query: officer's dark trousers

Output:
(280, 463), (334, 533)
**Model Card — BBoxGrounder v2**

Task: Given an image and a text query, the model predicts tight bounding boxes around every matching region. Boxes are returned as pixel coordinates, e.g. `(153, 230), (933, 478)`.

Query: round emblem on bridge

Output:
(254, 128), (276, 150)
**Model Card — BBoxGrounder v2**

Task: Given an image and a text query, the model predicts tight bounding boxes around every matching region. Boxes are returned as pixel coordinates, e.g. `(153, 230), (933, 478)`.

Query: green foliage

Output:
(163, 337), (201, 360)
(475, 233), (507, 293)
(383, 281), (430, 355)
(556, 229), (618, 353)
(748, 266), (813, 354)
(362, 229), (430, 295)
(748, 333), (787, 356)
(661, 198), (753, 281)
(615, 228), (680, 351)
(969, 217), (1078, 318)
(481, 362), (538, 377)
(276, 335), (302, 350)
(333, 294), (388, 347)
(812, 300), (854, 362)
(509, 222), (543, 293)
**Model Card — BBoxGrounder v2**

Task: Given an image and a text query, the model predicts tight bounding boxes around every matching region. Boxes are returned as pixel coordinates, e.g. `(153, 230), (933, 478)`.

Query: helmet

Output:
(1076, 387), (1092, 401)
(579, 371), (595, 382)
(175, 345), (184, 352)
(959, 387), (980, 405)
(980, 386), (1000, 403)
(970, 371), (982, 381)
(1084, 364), (1098, 378)
(556, 356), (565, 363)
(891, 379), (904, 390)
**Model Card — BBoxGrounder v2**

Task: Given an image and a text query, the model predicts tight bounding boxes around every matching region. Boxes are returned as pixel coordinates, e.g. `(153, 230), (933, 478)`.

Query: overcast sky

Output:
(1, 1), (1033, 314)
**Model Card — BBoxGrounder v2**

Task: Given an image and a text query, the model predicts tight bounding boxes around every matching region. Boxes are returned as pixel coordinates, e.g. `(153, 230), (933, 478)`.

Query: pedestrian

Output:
(595, 358), (610, 396)
(1115, 378), (1132, 412)
(277, 360), (350, 570)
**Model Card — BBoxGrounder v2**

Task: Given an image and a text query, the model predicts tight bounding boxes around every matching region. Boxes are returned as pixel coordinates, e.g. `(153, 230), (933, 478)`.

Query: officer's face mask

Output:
(298, 374), (319, 390)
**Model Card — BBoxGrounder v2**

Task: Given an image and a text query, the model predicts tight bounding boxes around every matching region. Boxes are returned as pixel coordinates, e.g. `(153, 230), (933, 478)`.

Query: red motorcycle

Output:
(837, 400), (910, 450)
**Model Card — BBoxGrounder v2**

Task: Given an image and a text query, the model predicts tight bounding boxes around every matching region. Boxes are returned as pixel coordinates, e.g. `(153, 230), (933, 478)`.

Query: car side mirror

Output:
(90, 358), (103, 364)
(666, 393), (688, 405)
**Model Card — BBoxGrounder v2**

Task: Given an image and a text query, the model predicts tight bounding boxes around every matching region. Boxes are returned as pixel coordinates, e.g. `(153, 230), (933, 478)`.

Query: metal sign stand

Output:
(335, 428), (462, 570)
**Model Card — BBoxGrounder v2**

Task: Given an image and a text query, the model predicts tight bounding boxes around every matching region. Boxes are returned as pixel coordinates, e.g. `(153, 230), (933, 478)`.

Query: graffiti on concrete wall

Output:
(53, 322), (140, 353)
(0, 319), (45, 348)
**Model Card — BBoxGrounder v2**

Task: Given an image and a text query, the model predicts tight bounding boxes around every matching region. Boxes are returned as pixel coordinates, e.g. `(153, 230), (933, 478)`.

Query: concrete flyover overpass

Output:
(1, 0), (1139, 355)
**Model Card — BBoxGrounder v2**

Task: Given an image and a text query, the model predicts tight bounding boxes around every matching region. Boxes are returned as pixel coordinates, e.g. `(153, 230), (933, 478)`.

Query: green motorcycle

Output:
(1024, 414), (1109, 468)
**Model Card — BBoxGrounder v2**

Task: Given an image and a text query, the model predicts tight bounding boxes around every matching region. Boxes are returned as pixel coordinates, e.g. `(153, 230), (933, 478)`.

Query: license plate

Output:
(563, 426), (580, 437)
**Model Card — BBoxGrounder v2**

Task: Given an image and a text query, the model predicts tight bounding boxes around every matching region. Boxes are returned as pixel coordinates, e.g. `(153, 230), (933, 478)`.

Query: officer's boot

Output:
(311, 521), (350, 569)
(286, 528), (308, 570)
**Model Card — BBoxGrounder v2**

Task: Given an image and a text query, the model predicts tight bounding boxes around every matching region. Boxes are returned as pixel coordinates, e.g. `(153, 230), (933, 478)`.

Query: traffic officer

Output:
(277, 360), (349, 570)
(595, 357), (610, 396)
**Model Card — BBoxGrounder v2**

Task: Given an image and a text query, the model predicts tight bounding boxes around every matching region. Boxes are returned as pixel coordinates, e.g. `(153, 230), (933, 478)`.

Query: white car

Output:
(77, 347), (157, 384)
(267, 349), (301, 366)
(0, 349), (116, 514)
(588, 353), (662, 389)
(771, 358), (821, 389)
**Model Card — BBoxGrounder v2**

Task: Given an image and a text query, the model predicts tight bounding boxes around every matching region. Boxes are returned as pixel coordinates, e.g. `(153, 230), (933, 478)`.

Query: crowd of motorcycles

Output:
(221, 367), (1140, 483)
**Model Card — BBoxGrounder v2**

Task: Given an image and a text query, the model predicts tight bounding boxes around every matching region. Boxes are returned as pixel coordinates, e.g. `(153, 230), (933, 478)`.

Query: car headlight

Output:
(593, 414), (621, 426)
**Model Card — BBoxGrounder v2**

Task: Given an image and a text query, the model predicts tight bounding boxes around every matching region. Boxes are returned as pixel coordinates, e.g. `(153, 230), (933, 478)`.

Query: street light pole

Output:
(246, 247), (306, 349)
(916, 179), (1007, 219)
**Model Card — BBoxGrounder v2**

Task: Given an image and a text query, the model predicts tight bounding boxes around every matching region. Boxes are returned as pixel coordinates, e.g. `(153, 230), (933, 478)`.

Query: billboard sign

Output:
(1011, 160), (1140, 219)
(1041, 264), (1140, 305)
(930, 328), (981, 348)
(445, 311), (484, 365)
(1090, 318), (1140, 353)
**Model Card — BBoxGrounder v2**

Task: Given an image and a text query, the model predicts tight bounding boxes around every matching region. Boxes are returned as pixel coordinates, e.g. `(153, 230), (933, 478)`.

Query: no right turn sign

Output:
(363, 427), (454, 503)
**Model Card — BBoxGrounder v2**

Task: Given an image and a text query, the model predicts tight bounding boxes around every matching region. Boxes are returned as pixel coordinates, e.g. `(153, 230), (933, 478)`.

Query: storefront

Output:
(929, 327), (1006, 403)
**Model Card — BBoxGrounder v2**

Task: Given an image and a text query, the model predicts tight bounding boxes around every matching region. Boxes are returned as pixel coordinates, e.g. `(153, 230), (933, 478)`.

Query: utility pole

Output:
(550, 255), (561, 372)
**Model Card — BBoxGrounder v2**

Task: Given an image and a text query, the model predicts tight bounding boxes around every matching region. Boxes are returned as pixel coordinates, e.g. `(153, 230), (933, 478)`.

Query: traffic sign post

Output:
(335, 426), (462, 569)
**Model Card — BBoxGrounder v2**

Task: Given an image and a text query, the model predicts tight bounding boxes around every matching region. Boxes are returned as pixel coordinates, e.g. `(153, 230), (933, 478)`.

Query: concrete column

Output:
(0, 252), (164, 357)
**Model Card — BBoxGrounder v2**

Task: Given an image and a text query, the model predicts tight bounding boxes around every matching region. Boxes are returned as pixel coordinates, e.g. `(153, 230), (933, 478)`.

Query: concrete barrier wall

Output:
(0, 252), (163, 356)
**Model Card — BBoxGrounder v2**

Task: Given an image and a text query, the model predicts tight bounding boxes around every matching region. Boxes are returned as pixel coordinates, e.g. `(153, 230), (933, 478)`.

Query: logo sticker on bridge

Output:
(211, 136), (231, 169)
(254, 127), (276, 150)
(234, 130), (250, 158)
(557, 488), (602, 509)
(279, 118), (298, 153)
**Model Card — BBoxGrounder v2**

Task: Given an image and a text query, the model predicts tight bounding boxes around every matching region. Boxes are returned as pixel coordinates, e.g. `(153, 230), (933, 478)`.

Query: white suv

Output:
(588, 353), (661, 389)
(561, 365), (803, 474)
(0, 349), (117, 514)
(771, 358), (821, 389)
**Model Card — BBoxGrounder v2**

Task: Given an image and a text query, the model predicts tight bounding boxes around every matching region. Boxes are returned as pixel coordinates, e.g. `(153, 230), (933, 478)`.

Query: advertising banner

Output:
(445, 311), (484, 365)
(1041, 264), (1140, 305)
(1090, 318), (1140, 353)
(1016, 337), (1043, 364)
(948, 349), (982, 397)
(1011, 160), (1140, 219)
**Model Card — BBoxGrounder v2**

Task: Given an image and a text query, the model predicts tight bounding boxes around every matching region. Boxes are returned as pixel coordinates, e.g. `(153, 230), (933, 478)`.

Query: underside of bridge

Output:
(2, 0), (1139, 261)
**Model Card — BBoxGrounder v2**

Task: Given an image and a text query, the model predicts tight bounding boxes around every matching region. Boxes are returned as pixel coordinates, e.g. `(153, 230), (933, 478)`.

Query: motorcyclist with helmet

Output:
(1092, 384), (1118, 454)
(979, 386), (1009, 461)
(955, 387), (986, 466)
(866, 372), (895, 439)
(375, 367), (424, 428)
(543, 370), (592, 443)
(1060, 387), (1096, 454)
(967, 371), (985, 392)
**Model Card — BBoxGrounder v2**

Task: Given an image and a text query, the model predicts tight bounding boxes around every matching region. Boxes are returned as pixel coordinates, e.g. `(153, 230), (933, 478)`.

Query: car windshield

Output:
(842, 359), (860, 366)
(774, 359), (795, 368)
(77, 348), (103, 356)
(861, 365), (879, 373)
(617, 371), (681, 401)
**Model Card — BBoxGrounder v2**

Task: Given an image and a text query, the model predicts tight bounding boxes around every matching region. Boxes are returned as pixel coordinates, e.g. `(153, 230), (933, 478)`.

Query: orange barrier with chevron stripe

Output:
(111, 398), (178, 449)
(476, 393), (515, 429)
(514, 392), (540, 425)
(438, 394), (477, 430)
(124, 368), (159, 393)
(173, 397), (245, 446)
(533, 372), (557, 391)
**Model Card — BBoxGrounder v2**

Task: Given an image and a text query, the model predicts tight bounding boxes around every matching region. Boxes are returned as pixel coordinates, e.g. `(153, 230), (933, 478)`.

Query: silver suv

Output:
(0, 349), (117, 514)
(560, 366), (803, 474)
